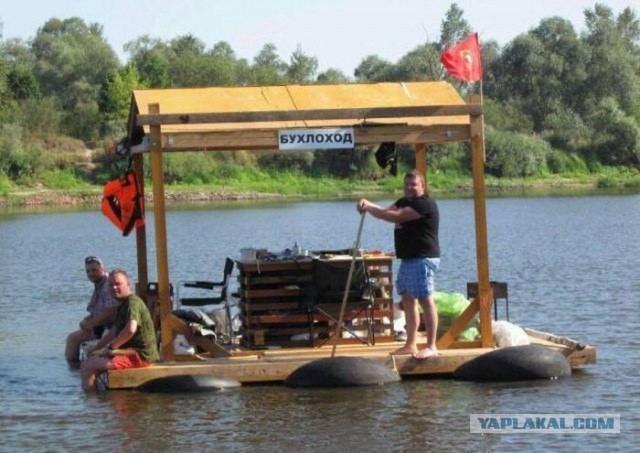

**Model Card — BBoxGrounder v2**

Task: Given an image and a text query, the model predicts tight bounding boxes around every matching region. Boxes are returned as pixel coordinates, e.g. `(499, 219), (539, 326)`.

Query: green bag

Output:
(434, 291), (479, 341)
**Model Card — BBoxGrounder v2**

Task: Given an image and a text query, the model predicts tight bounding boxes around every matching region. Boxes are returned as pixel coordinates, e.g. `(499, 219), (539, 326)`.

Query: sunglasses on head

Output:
(85, 256), (103, 266)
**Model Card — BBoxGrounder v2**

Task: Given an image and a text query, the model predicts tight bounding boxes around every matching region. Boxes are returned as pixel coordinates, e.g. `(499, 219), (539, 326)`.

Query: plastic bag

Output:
(434, 291), (479, 341)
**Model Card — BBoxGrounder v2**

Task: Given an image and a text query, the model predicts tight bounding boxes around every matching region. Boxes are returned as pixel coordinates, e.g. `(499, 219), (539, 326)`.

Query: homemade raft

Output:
(104, 81), (596, 389)
(106, 328), (594, 388)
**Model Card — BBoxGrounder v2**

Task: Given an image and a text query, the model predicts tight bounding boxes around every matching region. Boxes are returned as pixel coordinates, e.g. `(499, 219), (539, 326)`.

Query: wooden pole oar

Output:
(331, 211), (366, 358)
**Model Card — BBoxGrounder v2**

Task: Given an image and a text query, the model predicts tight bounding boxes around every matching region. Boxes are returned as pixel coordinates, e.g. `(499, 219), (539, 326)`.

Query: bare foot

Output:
(391, 345), (418, 355)
(413, 347), (438, 360)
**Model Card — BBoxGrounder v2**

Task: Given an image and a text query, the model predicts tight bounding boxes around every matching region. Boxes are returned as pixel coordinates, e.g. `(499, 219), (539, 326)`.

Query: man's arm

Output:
(87, 328), (117, 355)
(89, 320), (138, 357)
(79, 306), (118, 331)
(108, 320), (138, 355)
(358, 199), (421, 223)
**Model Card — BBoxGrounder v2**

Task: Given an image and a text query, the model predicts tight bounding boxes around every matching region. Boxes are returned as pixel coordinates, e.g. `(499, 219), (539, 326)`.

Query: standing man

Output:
(65, 256), (117, 366)
(358, 170), (440, 359)
(81, 268), (159, 391)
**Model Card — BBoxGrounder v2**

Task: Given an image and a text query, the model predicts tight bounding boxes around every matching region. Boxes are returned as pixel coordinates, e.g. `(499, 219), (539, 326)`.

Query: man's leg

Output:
(81, 356), (112, 391)
(65, 328), (95, 365)
(392, 291), (419, 355)
(414, 294), (438, 359)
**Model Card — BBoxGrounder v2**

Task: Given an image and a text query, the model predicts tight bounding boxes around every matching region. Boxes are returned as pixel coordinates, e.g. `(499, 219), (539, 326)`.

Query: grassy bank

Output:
(2, 167), (639, 208)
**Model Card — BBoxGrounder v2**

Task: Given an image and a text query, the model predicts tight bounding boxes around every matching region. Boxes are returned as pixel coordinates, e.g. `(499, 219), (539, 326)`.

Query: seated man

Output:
(81, 268), (159, 391)
(65, 256), (118, 366)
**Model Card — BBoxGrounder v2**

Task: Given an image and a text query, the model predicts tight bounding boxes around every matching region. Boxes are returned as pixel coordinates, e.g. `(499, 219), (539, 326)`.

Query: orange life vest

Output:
(101, 171), (145, 236)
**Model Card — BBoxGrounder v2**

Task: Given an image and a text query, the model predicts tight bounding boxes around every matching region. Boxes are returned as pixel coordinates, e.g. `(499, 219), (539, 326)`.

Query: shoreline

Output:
(0, 177), (637, 208)
(0, 189), (287, 207)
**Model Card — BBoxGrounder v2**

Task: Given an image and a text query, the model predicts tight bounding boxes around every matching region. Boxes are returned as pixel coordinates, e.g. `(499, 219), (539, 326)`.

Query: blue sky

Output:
(0, 0), (634, 75)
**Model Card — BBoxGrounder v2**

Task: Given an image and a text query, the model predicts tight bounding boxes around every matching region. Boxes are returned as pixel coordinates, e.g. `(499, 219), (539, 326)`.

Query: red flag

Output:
(441, 33), (482, 82)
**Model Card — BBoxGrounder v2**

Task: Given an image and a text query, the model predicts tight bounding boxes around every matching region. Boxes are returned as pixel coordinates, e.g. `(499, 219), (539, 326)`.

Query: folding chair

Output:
(176, 257), (235, 340)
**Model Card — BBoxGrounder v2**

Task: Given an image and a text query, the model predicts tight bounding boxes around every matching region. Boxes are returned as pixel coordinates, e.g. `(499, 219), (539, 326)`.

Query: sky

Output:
(0, 0), (635, 75)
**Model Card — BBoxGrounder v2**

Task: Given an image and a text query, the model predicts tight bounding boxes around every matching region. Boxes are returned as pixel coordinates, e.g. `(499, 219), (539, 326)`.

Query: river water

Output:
(0, 194), (638, 450)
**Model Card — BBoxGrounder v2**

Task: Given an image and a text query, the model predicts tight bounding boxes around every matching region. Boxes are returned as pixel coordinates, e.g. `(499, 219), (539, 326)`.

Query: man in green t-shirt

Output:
(81, 268), (159, 391)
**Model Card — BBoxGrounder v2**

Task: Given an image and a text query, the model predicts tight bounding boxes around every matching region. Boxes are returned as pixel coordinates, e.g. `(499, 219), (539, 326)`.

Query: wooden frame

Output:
(126, 83), (493, 360)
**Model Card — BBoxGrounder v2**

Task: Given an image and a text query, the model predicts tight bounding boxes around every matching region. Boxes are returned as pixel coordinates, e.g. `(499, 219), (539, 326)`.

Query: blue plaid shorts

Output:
(396, 257), (440, 299)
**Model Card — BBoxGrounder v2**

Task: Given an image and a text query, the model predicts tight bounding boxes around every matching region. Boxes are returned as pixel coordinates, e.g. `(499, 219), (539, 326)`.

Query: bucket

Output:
(240, 248), (257, 262)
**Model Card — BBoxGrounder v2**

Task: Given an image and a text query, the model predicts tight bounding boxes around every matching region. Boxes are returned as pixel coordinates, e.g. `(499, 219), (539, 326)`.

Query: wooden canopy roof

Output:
(127, 81), (478, 151)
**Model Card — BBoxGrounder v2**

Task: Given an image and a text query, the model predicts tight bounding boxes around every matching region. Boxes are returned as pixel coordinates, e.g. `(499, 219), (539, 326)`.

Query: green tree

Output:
(316, 68), (349, 83)
(588, 97), (640, 166)
(497, 18), (587, 131)
(286, 46), (318, 83)
(354, 55), (392, 81)
(391, 43), (441, 80)
(251, 43), (287, 85)
(99, 64), (145, 138)
(0, 38), (38, 120)
(483, 97), (533, 133)
(439, 3), (472, 51)
(31, 17), (119, 140)
(207, 41), (242, 86)
(0, 43), (11, 115)
(480, 39), (502, 99)
(124, 35), (170, 88)
(166, 34), (211, 87)
(581, 4), (640, 119)
(6, 65), (40, 100)
(485, 127), (550, 177)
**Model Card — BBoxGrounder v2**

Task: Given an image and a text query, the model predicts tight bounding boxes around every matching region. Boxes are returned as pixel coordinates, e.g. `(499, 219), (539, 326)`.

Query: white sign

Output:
(278, 127), (355, 151)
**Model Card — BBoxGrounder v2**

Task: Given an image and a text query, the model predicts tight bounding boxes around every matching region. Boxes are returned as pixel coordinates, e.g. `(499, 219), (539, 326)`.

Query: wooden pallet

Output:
(237, 254), (394, 348)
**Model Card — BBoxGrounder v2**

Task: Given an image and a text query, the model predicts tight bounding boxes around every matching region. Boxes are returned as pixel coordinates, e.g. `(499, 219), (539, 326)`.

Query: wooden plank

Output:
(242, 275), (313, 285)
(166, 313), (230, 357)
(312, 307), (394, 319)
(240, 301), (300, 312)
(357, 124), (470, 145)
(436, 299), (480, 349)
(242, 288), (301, 298)
(244, 326), (320, 335)
(238, 260), (313, 273)
(137, 104), (483, 126)
(416, 143), (426, 186)
(246, 313), (310, 324)
(148, 103), (174, 361)
(367, 270), (392, 278)
(105, 345), (488, 388)
(448, 340), (483, 349)
(107, 359), (304, 388)
(160, 124), (471, 152)
(243, 308), (393, 325)
(470, 110), (493, 348)
(133, 153), (148, 298)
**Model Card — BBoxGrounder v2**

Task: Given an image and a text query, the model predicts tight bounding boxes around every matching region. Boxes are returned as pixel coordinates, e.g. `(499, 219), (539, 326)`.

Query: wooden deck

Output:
(105, 329), (596, 389)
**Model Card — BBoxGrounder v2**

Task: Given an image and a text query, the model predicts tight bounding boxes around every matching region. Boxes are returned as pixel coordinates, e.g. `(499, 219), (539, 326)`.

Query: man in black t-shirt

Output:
(357, 170), (440, 359)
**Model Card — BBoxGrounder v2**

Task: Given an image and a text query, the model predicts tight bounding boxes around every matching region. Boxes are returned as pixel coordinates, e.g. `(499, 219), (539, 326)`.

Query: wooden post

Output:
(416, 143), (426, 187)
(148, 103), (174, 361)
(470, 97), (493, 347)
(133, 152), (148, 298)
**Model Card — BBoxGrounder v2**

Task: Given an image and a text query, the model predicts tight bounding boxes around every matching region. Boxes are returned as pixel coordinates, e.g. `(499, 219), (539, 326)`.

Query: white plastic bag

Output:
(492, 320), (531, 348)
(173, 334), (195, 355)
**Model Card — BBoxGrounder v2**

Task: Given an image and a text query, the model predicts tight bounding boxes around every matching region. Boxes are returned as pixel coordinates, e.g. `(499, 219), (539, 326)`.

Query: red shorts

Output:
(111, 352), (152, 370)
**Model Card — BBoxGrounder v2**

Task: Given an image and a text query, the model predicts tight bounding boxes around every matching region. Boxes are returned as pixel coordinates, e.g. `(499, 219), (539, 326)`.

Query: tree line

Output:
(0, 2), (638, 190)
